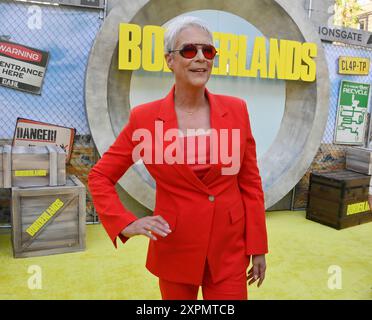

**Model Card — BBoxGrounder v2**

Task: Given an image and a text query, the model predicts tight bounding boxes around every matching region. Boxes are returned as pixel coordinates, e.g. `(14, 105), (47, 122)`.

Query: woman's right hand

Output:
(120, 215), (172, 241)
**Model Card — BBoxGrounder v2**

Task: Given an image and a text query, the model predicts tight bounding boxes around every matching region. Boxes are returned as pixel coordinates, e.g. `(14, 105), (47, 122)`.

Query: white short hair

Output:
(164, 16), (213, 53)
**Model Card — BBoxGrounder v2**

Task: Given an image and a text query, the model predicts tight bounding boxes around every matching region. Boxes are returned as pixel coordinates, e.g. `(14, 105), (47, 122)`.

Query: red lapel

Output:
(156, 85), (233, 193)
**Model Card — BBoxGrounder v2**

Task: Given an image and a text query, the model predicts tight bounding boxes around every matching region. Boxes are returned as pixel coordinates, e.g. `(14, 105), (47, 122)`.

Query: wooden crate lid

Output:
(347, 146), (372, 151)
(11, 175), (84, 194)
(11, 145), (65, 155)
(0, 146), (12, 188)
(311, 170), (370, 187)
(345, 147), (372, 161)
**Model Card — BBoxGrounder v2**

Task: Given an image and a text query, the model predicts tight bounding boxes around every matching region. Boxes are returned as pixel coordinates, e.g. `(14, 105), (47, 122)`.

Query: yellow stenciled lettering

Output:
(211, 32), (221, 76)
(26, 225), (37, 237)
(25, 198), (65, 237)
(237, 35), (253, 77)
(347, 201), (370, 215)
(268, 39), (286, 80)
(142, 25), (165, 72)
(218, 33), (239, 76)
(249, 37), (268, 79)
(285, 40), (302, 80)
(301, 42), (317, 82)
(55, 198), (64, 210)
(118, 23), (141, 70)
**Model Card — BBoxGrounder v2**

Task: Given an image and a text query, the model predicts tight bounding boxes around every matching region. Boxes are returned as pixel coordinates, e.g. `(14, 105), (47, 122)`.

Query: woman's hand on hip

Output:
(247, 254), (266, 288)
(120, 215), (172, 241)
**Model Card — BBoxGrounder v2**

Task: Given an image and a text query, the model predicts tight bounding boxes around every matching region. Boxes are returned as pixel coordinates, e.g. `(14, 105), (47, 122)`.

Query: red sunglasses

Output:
(169, 43), (217, 60)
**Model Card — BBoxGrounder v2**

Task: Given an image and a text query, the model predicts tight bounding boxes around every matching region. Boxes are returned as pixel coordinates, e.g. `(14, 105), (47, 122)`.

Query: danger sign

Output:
(13, 118), (76, 162)
(0, 40), (49, 94)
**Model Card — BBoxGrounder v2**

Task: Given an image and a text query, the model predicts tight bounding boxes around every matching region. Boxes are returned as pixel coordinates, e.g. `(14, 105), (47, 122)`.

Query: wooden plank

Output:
(32, 225), (78, 238)
(3, 145), (11, 188)
(14, 246), (84, 258)
(58, 152), (66, 185)
(312, 172), (369, 188)
(12, 175), (50, 188)
(11, 189), (23, 256)
(20, 195), (78, 209)
(306, 212), (339, 227)
(309, 184), (341, 202)
(313, 170), (368, 180)
(21, 214), (78, 226)
(346, 155), (372, 174)
(14, 176), (80, 197)
(22, 219), (79, 234)
(311, 184), (369, 202)
(78, 180), (86, 250)
(27, 238), (79, 251)
(26, 233), (78, 246)
(346, 152), (371, 161)
(346, 154), (371, 163)
(346, 149), (371, 161)
(308, 195), (341, 215)
(306, 214), (340, 229)
(20, 208), (78, 220)
(47, 145), (57, 186)
(28, 228), (78, 243)
(12, 156), (50, 169)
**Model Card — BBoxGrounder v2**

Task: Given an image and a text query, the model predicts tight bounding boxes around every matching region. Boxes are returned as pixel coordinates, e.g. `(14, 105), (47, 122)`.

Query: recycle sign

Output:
(334, 80), (371, 145)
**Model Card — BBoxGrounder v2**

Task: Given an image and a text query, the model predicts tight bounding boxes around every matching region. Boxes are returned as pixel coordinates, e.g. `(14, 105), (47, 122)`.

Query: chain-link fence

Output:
(0, 0), (103, 225)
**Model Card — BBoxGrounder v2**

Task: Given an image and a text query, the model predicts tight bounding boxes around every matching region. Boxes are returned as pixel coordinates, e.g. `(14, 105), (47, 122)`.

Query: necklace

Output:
(176, 106), (201, 116)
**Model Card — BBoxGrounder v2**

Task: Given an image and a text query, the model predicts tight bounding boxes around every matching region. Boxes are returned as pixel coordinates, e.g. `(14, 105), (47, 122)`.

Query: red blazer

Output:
(88, 85), (268, 285)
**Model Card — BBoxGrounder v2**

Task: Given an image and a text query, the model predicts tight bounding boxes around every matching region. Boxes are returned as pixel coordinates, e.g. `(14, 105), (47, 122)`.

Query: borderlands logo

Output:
(118, 23), (317, 82)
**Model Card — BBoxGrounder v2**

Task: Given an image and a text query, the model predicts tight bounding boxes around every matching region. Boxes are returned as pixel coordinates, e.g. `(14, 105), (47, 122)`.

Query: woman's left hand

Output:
(247, 254), (266, 287)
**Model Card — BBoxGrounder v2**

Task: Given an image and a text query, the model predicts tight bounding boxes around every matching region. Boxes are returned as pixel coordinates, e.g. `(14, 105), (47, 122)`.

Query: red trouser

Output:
(159, 259), (248, 300)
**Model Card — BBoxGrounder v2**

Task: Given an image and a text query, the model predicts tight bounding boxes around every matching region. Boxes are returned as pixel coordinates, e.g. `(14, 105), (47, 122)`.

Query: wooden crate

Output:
(346, 147), (372, 175)
(0, 145), (11, 188)
(306, 170), (372, 229)
(11, 175), (86, 258)
(1, 145), (66, 188)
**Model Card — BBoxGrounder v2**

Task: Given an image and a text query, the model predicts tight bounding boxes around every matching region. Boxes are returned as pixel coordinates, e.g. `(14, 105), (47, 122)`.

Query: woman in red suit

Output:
(88, 15), (268, 300)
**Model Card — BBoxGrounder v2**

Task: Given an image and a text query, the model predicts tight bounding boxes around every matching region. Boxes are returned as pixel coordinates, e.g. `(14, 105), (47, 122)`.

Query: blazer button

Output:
(208, 195), (215, 202)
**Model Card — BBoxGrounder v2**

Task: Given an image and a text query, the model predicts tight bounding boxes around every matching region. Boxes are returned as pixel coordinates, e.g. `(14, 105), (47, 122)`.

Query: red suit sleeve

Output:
(238, 100), (269, 255)
(88, 110), (139, 248)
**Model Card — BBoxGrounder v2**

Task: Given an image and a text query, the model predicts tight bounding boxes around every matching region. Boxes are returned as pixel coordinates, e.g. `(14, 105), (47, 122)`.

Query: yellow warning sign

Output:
(346, 201), (370, 215)
(14, 170), (47, 177)
(339, 57), (370, 75)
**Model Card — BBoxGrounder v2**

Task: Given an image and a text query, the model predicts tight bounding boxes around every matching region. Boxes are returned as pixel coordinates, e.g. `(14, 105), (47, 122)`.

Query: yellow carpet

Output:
(0, 211), (371, 300)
